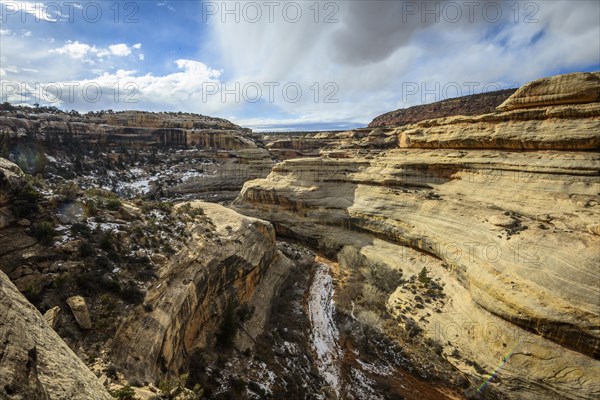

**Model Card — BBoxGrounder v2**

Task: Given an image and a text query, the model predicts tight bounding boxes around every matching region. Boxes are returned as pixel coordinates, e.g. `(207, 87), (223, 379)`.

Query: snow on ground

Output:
(307, 263), (343, 396)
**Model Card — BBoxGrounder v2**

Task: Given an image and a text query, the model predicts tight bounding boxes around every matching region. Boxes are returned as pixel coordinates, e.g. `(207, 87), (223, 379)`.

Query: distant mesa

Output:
(369, 88), (517, 128)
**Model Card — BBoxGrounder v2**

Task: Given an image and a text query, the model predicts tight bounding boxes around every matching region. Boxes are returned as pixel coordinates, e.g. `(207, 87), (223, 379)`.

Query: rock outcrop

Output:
(111, 201), (293, 384)
(235, 72), (600, 399)
(497, 72), (600, 111)
(369, 89), (517, 128)
(0, 158), (26, 229)
(0, 270), (111, 400)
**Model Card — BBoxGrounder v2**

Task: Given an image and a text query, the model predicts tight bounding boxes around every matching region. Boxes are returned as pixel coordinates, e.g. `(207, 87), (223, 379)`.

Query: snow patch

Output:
(307, 263), (342, 396)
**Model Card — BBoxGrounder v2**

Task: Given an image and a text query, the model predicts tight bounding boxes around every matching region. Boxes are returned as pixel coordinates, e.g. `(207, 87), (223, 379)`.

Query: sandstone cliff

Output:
(0, 270), (111, 400)
(111, 201), (293, 384)
(235, 72), (600, 399)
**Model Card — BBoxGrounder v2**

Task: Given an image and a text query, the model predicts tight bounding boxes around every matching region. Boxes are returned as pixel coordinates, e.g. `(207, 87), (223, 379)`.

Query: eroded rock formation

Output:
(111, 201), (293, 384)
(234, 72), (600, 399)
(0, 270), (111, 400)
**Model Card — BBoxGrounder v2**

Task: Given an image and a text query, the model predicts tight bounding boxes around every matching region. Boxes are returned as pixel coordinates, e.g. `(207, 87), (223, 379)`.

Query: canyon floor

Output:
(1, 72), (599, 400)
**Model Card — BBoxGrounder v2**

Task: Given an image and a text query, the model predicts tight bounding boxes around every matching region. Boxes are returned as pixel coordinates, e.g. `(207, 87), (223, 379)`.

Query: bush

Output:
(356, 309), (382, 331)
(110, 385), (136, 400)
(11, 182), (40, 218)
(105, 364), (118, 379)
(141, 201), (173, 214)
(361, 283), (384, 308)
(176, 203), (204, 217)
(106, 198), (122, 211)
(76, 272), (121, 295)
(84, 199), (99, 217)
(99, 231), (115, 250)
(418, 267), (430, 285)
(364, 262), (403, 294)
(32, 221), (56, 245)
(22, 283), (43, 305)
(79, 241), (96, 258)
(71, 222), (91, 237)
(56, 181), (80, 201)
(120, 282), (144, 305)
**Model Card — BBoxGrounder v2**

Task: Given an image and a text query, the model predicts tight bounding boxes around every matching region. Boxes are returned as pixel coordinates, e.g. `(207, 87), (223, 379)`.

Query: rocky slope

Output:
(1, 270), (111, 400)
(234, 72), (600, 399)
(369, 89), (517, 128)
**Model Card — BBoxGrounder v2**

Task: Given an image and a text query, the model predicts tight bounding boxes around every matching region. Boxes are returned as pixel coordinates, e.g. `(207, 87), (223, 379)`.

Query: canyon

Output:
(0, 71), (599, 400)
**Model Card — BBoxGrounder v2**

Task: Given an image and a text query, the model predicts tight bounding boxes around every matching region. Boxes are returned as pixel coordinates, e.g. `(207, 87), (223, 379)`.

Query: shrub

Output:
(105, 364), (118, 379)
(71, 222), (91, 237)
(84, 199), (99, 217)
(11, 182), (40, 218)
(364, 262), (403, 293)
(110, 385), (136, 400)
(32, 221), (56, 245)
(361, 283), (384, 308)
(22, 283), (43, 305)
(106, 198), (122, 211)
(79, 241), (96, 258)
(56, 181), (80, 201)
(141, 201), (173, 213)
(99, 231), (115, 250)
(120, 282), (144, 305)
(418, 267), (430, 285)
(86, 188), (118, 199)
(356, 309), (382, 331)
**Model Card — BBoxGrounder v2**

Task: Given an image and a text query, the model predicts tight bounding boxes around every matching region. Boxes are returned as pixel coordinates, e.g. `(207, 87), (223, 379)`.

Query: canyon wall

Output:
(1, 270), (111, 400)
(235, 72), (600, 399)
(111, 201), (293, 384)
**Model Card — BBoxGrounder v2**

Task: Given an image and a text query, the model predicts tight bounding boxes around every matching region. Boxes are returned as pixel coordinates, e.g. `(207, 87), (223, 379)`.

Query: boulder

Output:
(42, 306), (61, 329)
(66, 295), (92, 330)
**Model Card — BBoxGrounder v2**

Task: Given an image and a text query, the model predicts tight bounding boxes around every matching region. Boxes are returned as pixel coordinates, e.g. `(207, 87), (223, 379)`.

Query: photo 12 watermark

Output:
(0, 1), (140, 23)
(1, 81), (140, 105)
(201, 81), (339, 104)
(201, 1), (340, 23)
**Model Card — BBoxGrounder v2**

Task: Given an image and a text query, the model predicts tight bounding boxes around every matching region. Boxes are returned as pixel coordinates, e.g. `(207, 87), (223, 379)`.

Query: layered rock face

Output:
(0, 270), (111, 400)
(0, 110), (245, 147)
(235, 73), (600, 399)
(0, 110), (274, 201)
(111, 201), (293, 384)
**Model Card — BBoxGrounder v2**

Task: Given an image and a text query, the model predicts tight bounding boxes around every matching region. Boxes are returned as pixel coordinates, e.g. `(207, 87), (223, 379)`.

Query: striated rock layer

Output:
(111, 201), (293, 384)
(0, 270), (111, 400)
(235, 73), (600, 399)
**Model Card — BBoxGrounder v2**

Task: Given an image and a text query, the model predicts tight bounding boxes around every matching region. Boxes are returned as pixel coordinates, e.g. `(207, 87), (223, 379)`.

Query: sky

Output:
(0, 0), (599, 131)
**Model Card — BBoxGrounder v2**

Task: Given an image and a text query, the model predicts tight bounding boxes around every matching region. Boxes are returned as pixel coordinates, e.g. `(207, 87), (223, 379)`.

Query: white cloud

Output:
(205, 0), (600, 126)
(52, 41), (95, 60)
(0, 59), (225, 112)
(0, 29), (12, 36)
(133, 43), (142, 49)
(139, 54), (145, 61)
(157, 2), (175, 12)
(50, 41), (140, 62)
(108, 44), (132, 57)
